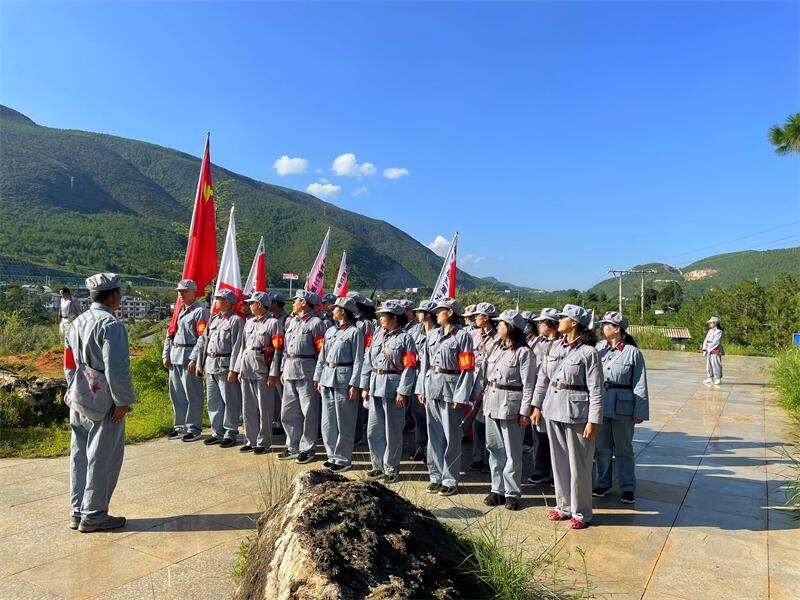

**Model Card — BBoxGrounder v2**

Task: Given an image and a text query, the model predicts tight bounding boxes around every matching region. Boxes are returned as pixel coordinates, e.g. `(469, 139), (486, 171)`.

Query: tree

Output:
(769, 112), (800, 155)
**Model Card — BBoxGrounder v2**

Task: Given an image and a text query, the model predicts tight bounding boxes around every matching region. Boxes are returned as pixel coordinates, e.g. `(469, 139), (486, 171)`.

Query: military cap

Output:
(462, 304), (478, 317)
(245, 291), (271, 307)
(558, 304), (592, 327)
(376, 300), (404, 315)
(86, 272), (121, 291)
(599, 311), (630, 330)
(533, 308), (561, 322)
(347, 291), (367, 304)
(332, 296), (357, 313)
(417, 300), (437, 313)
(434, 297), (463, 317)
(397, 299), (416, 310)
(707, 316), (721, 324)
(474, 302), (499, 317)
(269, 291), (286, 304)
(214, 289), (238, 303)
(494, 309), (525, 331)
(361, 297), (374, 308)
(321, 293), (336, 304)
(521, 310), (534, 322)
(294, 289), (321, 306)
(176, 278), (197, 291)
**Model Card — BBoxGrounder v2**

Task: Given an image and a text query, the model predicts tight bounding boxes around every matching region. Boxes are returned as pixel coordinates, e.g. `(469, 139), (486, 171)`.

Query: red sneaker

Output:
(546, 509), (569, 521)
(568, 518), (589, 529)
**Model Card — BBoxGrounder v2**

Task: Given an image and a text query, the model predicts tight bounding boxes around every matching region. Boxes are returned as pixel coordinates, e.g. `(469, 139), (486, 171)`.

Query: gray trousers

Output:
(547, 420), (595, 523)
(207, 372), (242, 439)
(367, 395), (406, 475)
(486, 416), (523, 498)
(706, 354), (723, 379)
(595, 417), (636, 492)
(426, 399), (463, 488)
(412, 396), (428, 448)
(169, 364), (204, 433)
(281, 378), (320, 453)
(321, 385), (359, 466)
(69, 409), (125, 524)
(471, 417), (488, 467)
(242, 378), (273, 448)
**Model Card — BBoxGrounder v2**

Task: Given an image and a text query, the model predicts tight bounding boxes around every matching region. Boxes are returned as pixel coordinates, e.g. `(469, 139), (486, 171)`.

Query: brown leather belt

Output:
(326, 361), (354, 368)
(287, 353), (316, 359)
(173, 343), (195, 348)
(551, 382), (588, 392)
(434, 367), (459, 375)
(604, 382), (632, 390)
(488, 381), (523, 392)
(206, 352), (231, 358)
(374, 369), (401, 375)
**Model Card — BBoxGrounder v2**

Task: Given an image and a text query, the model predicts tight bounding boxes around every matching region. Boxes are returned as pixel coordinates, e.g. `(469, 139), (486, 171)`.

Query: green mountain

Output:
(0, 105), (485, 293)
(587, 248), (800, 298)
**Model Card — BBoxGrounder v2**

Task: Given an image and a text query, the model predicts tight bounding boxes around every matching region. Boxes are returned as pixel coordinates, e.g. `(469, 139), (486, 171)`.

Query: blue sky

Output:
(1, 1), (798, 290)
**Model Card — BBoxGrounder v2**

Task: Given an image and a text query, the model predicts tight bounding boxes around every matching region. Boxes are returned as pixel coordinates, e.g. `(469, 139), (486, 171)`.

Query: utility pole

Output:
(607, 268), (658, 322)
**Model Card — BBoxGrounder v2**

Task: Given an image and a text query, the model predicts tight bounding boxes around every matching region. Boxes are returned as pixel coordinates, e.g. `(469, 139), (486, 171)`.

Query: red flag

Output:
(214, 206), (246, 317)
(430, 232), (458, 302)
(168, 134), (218, 337)
(333, 251), (348, 297)
(243, 236), (267, 297)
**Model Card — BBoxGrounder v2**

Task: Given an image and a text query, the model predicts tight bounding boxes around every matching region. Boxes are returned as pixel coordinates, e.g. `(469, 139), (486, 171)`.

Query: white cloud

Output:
(332, 153), (377, 177)
(314, 168), (324, 174)
(461, 253), (485, 265)
(428, 235), (451, 257)
(306, 182), (341, 200)
(353, 186), (368, 197)
(272, 155), (309, 175)
(383, 167), (409, 180)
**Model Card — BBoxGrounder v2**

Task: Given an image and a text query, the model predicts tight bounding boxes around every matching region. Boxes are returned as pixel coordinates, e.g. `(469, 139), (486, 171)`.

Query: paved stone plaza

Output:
(0, 350), (797, 599)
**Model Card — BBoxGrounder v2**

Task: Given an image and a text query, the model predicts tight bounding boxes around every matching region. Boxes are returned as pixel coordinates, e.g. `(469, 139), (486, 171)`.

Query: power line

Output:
(660, 221), (799, 263)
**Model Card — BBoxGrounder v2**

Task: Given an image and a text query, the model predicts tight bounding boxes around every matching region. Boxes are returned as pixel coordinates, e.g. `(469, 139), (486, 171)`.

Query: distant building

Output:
(627, 325), (692, 350)
(119, 296), (154, 319)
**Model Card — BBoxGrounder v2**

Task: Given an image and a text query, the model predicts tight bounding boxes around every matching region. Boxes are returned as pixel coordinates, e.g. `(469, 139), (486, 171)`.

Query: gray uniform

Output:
(279, 313), (327, 454)
(232, 315), (283, 449)
(65, 304), (135, 526)
(595, 341), (649, 493)
(528, 334), (561, 478)
(702, 328), (724, 380)
(353, 317), (375, 443)
(59, 296), (82, 337)
(469, 327), (502, 467)
(419, 326), (475, 488)
(532, 341), (603, 523)
(191, 310), (245, 440)
(483, 344), (536, 498)
(360, 326), (417, 476)
(162, 301), (210, 435)
(405, 319), (428, 448)
(270, 310), (288, 424)
(314, 322), (364, 466)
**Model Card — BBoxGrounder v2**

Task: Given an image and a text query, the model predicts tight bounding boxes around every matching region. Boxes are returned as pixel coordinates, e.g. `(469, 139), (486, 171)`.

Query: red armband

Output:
(271, 334), (285, 350)
(195, 320), (207, 336)
(402, 351), (418, 369)
(63, 347), (76, 370)
(710, 348), (721, 355)
(313, 335), (324, 353)
(364, 332), (373, 348)
(458, 351), (475, 371)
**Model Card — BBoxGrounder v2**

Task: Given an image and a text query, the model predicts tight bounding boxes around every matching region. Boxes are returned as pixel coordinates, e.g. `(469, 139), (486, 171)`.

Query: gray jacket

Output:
(702, 328), (724, 356)
(190, 310), (245, 374)
(279, 313), (327, 380)
(418, 325), (475, 405)
(482, 344), (536, 420)
(533, 341), (603, 425)
(360, 327), (417, 398)
(232, 315), (283, 380)
(314, 322), (364, 389)
(596, 341), (649, 421)
(163, 301), (210, 366)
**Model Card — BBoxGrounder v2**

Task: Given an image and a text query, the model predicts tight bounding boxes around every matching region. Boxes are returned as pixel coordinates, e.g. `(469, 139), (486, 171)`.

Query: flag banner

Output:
(168, 134), (218, 337)
(304, 227), (330, 296)
(243, 236), (267, 297)
(214, 206), (245, 316)
(282, 273), (299, 280)
(430, 232), (458, 302)
(333, 251), (348, 297)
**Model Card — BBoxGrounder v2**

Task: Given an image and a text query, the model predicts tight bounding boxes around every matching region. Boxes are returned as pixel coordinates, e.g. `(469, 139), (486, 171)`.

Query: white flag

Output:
(243, 236), (267, 297)
(213, 206), (244, 315)
(430, 232), (458, 302)
(305, 227), (330, 296)
(333, 251), (349, 297)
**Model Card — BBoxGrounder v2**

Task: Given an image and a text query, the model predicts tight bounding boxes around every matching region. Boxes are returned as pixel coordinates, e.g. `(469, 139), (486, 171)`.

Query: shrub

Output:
(630, 330), (676, 351)
(0, 311), (60, 355)
(769, 346), (800, 416)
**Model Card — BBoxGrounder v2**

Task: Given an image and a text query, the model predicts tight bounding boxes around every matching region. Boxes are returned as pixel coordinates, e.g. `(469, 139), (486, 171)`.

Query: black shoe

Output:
(69, 515), (81, 530)
(165, 429), (183, 440)
(468, 462), (484, 472)
(182, 430), (202, 442)
(527, 474), (550, 484)
(323, 460), (335, 469)
(409, 447), (426, 461)
(203, 436), (222, 446)
(403, 423), (416, 433)
(504, 496), (520, 511)
(426, 482), (442, 493)
(366, 469), (383, 479)
(277, 449), (298, 460)
(439, 485), (458, 497)
(331, 464), (352, 473)
(483, 492), (505, 507)
(78, 515), (126, 533)
(592, 486), (609, 498)
(220, 438), (237, 448)
(253, 446), (268, 455)
(296, 451), (314, 464)
(383, 473), (399, 484)
(620, 491), (636, 504)
(239, 445), (254, 453)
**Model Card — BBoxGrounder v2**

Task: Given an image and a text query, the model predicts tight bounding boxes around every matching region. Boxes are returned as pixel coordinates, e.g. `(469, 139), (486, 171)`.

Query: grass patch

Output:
(0, 423), (71, 458)
(0, 312), (61, 355)
(769, 346), (800, 416)
(722, 343), (779, 357)
(232, 536), (252, 583)
(631, 330), (677, 351)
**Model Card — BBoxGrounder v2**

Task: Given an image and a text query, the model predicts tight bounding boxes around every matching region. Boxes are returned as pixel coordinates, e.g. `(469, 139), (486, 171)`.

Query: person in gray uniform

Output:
(482, 310), (536, 511)
(418, 297), (475, 496)
(348, 291), (375, 446)
(399, 299), (420, 434)
(64, 273), (135, 533)
(360, 300), (418, 483)
(233, 292), (284, 455)
(409, 300), (437, 461)
(701, 316), (724, 385)
(58, 287), (82, 337)
(531, 304), (603, 529)
(191, 289), (245, 448)
(278, 289), (327, 464)
(162, 279), (210, 442)
(593, 311), (649, 503)
(317, 293), (336, 329)
(314, 296), (364, 472)
(468, 302), (501, 473)
(267, 292), (288, 432)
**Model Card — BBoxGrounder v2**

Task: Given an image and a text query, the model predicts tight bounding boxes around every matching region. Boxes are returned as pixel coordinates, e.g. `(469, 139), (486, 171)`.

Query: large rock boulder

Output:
(232, 469), (488, 600)
(0, 366), (68, 426)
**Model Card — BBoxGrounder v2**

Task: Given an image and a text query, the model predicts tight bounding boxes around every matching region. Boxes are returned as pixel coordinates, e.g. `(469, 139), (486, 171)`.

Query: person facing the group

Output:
(314, 296), (364, 473)
(58, 287), (82, 337)
(532, 304), (603, 530)
(482, 310), (536, 511)
(360, 300), (418, 483)
(417, 298), (475, 497)
(701, 317), (724, 385)
(593, 311), (649, 504)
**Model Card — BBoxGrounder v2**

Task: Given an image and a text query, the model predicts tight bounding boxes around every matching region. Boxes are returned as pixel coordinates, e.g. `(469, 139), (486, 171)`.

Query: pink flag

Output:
(304, 228), (330, 296)
(333, 251), (349, 297)
(243, 236), (267, 297)
(430, 232), (458, 302)
(213, 206), (245, 316)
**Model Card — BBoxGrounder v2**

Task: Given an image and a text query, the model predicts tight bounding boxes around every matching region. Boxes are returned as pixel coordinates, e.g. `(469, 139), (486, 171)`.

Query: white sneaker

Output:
(702, 378), (712, 385)
(713, 379), (721, 385)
